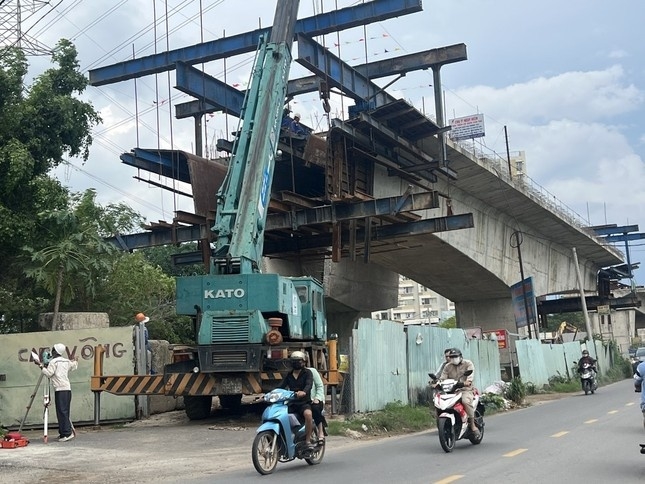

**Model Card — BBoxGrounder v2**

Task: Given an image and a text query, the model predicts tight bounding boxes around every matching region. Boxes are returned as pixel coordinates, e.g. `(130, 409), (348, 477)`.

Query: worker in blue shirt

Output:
(290, 113), (306, 135)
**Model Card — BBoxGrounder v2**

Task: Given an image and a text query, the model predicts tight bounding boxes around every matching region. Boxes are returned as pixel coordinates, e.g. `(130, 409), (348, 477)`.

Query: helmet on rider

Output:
(582, 350), (589, 356)
(290, 350), (306, 370)
(447, 348), (463, 365)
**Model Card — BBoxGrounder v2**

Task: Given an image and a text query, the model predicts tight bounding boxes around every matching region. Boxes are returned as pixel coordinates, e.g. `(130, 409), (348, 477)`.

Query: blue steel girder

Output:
(602, 233), (645, 243)
(175, 44), (467, 119)
(263, 213), (475, 253)
(105, 191), (443, 251)
(89, 0), (422, 86)
(592, 224), (639, 236)
(266, 191), (439, 231)
(120, 148), (191, 184)
(175, 62), (244, 117)
(296, 33), (396, 109)
(108, 224), (209, 251)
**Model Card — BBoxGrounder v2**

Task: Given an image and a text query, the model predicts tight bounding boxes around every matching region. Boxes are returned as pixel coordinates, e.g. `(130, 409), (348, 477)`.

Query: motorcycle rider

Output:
(439, 348), (479, 436)
(634, 360), (645, 429)
(577, 349), (597, 374)
(278, 351), (315, 448)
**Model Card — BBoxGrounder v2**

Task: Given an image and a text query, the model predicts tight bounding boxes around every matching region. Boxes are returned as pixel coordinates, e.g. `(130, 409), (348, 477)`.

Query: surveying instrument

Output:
(17, 350), (53, 443)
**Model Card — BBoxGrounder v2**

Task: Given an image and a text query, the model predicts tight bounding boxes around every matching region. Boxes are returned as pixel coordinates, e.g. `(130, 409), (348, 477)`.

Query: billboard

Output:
(484, 329), (509, 349)
(448, 113), (485, 141)
(510, 277), (538, 329)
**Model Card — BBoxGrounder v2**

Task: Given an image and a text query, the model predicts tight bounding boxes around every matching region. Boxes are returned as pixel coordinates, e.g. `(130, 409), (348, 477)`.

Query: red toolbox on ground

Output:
(1, 432), (30, 449)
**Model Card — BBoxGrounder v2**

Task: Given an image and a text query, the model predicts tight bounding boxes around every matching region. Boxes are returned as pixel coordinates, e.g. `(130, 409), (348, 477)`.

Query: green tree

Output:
(24, 208), (116, 322)
(73, 188), (144, 237)
(18, 189), (142, 330)
(440, 316), (457, 329)
(0, 40), (100, 269)
(98, 252), (194, 343)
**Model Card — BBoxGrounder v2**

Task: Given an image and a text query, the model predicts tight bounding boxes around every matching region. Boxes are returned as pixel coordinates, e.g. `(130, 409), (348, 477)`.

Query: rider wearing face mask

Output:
(438, 348), (479, 436)
(278, 351), (315, 448)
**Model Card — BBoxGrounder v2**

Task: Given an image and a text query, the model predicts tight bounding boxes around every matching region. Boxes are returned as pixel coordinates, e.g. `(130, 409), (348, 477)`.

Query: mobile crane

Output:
(168, 0), (331, 419)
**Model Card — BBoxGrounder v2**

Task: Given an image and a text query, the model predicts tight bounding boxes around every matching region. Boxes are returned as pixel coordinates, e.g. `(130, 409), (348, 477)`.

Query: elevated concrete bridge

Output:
(92, 0), (629, 344)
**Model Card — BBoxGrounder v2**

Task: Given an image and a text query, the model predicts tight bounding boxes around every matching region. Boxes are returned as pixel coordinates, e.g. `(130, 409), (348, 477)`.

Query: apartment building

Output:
(372, 275), (455, 325)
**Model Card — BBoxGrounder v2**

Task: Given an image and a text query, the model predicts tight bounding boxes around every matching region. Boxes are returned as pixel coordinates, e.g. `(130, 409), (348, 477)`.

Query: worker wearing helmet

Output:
(438, 348), (479, 436)
(135, 312), (153, 374)
(279, 350), (314, 447)
(35, 343), (78, 442)
(577, 349), (597, 374)
(289, 113), (305, 135)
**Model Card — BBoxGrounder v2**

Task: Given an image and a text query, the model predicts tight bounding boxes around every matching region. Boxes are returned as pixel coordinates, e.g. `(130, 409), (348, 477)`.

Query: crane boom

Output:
(212, 0), (300, 275)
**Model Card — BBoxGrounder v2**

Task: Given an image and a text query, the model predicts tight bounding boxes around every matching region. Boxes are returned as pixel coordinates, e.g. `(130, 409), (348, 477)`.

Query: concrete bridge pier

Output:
(265, 256), (398, 354)
(455, 297), (523, 337)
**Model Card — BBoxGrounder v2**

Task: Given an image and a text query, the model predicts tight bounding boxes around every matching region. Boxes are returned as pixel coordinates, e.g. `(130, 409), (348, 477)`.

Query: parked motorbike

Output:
(428, 369), (485, 453)
(252, 388), (325, 475)
(579, 362), (597, 395)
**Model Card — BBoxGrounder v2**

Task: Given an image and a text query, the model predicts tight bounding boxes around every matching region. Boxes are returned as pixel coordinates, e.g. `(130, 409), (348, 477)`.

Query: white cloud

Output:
(448, 66), (643, 124)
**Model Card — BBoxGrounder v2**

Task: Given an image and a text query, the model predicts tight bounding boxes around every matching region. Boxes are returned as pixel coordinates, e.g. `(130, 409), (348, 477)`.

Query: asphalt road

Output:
(2, 380), (644, 483)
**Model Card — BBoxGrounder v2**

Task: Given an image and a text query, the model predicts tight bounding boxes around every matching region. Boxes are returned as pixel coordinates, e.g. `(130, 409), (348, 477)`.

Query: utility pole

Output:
(512, 231), (533, 339)
(504, 125), (513, 180)
(572, 247), (596, 357)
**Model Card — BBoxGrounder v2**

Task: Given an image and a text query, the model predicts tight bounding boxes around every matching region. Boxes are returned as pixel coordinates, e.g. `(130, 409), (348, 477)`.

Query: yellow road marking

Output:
(626, 402), (635, 406)
(552, 431), (569, 438)
(584, 419), (598, 424)
(608, 410), (618, 414)
(434, 475), (464, 484)
(504, 448), (528, 457)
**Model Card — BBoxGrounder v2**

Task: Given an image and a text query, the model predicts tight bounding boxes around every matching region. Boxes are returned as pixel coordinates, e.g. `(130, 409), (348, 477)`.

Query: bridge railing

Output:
(452, 140), (595, 234)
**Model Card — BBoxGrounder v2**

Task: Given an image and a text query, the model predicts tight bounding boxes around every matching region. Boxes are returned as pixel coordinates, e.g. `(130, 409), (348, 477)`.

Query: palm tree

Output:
(24, 208), (115, 327)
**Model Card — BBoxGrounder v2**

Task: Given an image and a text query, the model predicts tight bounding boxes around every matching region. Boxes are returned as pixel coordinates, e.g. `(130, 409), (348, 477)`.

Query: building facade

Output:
(372, 275), (455, 325)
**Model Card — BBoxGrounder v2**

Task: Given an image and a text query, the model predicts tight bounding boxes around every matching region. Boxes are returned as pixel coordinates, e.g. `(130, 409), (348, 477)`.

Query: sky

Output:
(12, 0), (645, 285)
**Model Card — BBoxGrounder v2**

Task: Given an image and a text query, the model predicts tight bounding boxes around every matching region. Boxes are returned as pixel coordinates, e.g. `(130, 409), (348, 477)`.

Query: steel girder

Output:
(170, 213), (475, 262)
(120, 148), (191, 183)
(266, 191), (440, 231)
(295, 33), (396, 110)
(89, 0), (422, 86)
(175, 43), (467, 119)
(106, 191), (444, 252)
(263, 213), (475, 254)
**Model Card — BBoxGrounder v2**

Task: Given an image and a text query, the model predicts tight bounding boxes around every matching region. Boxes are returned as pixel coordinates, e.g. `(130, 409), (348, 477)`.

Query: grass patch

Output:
(505, 377), (527, 404)
(547, 379), (580, 393)
(480, 392), (507, 412)
(327, 401), (433, 437)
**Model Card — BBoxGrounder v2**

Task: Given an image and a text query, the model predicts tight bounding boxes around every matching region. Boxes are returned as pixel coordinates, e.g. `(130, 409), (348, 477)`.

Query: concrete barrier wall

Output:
(0, 327), (135, 429)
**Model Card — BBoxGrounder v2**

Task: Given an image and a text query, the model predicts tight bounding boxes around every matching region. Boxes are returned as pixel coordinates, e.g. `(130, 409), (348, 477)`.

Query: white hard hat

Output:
(53, 343), (66, 356)
(290, 350), (305, 360)
(294, 113), (301, 119)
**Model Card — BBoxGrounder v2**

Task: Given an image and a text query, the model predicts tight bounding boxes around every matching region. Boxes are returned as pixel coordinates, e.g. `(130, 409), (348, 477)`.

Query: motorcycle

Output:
(428, 369), (485, 453)
(579, 362), (597, 395)
(252, 388), (325, 475)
